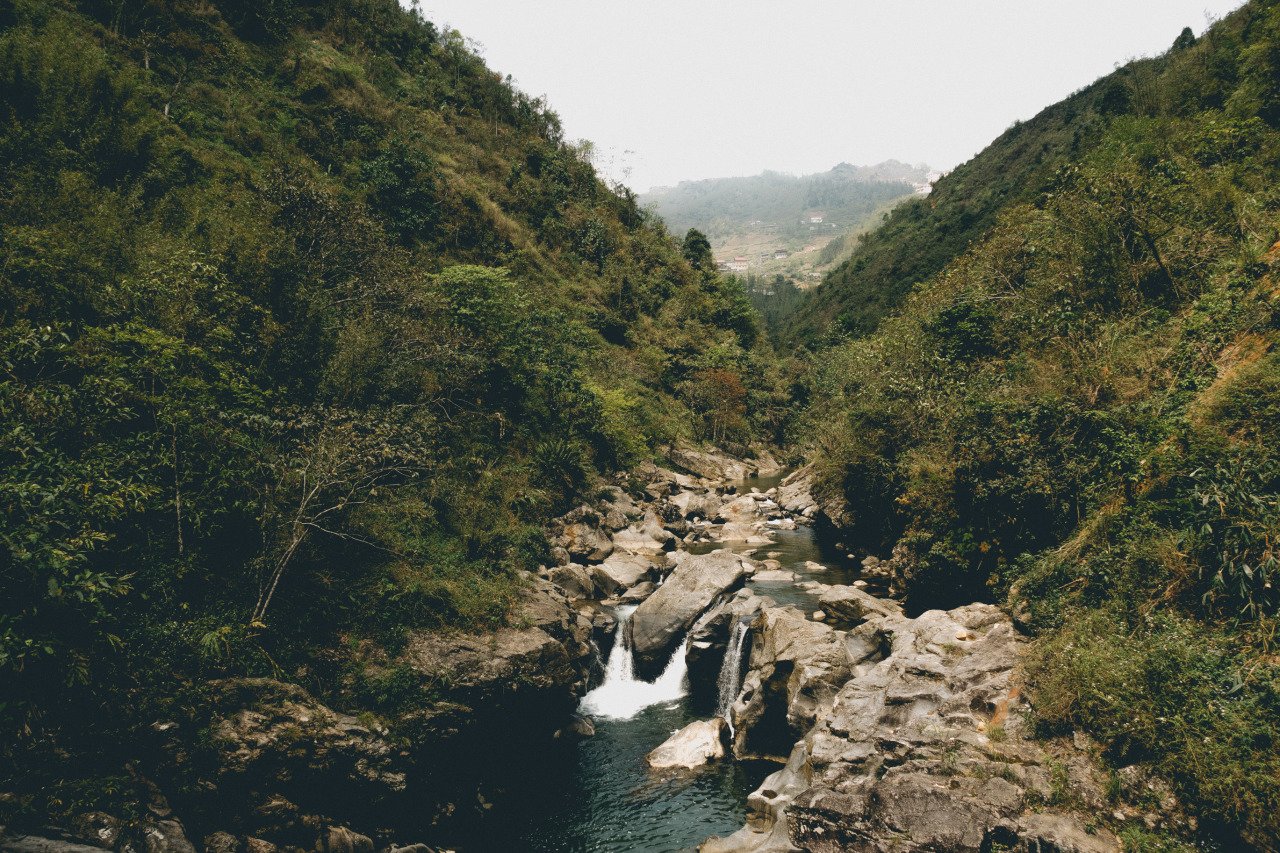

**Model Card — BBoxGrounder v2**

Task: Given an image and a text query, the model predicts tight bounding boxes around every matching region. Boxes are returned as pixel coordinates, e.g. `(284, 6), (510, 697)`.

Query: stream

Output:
(448, 474), (866, 852)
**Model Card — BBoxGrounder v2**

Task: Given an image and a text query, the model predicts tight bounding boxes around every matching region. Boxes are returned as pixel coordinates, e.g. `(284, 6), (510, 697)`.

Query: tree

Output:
(681, 228), (715, 272)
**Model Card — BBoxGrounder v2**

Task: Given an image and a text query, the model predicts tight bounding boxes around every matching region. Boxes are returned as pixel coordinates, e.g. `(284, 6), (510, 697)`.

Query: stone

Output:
(313, 828), (372, 853)
(72, 813), (123, 850)
(750, 569), (795, 583)
(813, 584), (902, 625)
(610, 512), (676, 556)
(594, 552), (654, 592)
(0, 836), (113, 853)
(142, 820), (197, 853)
(547, 564), (595, 600)
(202, 832), (240, 853)
(646, 718), (727, 769)
(243, 840), (276, 853)
(619, 581), (658, 603)
(629, 550), (750, 675)
(811, 611), (825, 621)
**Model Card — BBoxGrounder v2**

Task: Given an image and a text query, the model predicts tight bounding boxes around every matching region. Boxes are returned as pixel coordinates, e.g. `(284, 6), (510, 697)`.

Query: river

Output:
(447, 473), (868, 851)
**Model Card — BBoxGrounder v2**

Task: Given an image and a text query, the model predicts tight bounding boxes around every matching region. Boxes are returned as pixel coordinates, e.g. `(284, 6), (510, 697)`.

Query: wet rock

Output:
(630, 550), (750, 676)
(750, 569), (796, 583)
(558, 714), (596, 739)
(685, 590), (774, 702)
(647, 718), (727, 769)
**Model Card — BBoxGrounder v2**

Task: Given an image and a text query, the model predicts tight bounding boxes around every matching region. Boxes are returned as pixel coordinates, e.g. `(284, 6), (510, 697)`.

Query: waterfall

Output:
(716, 617), (751, 735)
(579, 605), (688, 720)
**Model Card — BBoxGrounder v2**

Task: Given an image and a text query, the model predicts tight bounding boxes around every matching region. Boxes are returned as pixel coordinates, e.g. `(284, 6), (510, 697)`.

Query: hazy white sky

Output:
(415, 1), (1247, 192)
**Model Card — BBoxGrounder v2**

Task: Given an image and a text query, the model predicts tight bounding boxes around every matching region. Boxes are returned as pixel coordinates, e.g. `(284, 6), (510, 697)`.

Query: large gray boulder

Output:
(628, 550), (749, 675)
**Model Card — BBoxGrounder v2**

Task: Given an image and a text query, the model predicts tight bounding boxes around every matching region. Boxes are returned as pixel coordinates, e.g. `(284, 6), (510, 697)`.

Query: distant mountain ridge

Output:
(640, 161), (930, 281)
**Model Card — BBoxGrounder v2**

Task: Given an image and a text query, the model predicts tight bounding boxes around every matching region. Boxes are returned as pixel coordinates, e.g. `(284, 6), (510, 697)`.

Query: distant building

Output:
(808, 214), (825, 224)
(773, 250), (789, 260)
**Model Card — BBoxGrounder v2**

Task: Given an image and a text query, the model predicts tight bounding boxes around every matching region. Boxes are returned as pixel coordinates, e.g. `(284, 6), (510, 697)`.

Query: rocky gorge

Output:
(3, 447), (1187, 853)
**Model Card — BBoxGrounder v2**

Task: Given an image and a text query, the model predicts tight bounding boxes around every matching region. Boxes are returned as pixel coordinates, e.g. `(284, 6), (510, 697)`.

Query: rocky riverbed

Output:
(2, 446), (1184, 853)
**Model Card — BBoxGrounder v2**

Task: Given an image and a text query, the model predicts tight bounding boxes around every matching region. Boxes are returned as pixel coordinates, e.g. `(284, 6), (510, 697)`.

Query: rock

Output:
(202, 832), (240, 853)
(685, 590), (775, 699)
(774, 471), (817, 518)
(243, 840), (276, 853)
(142, 820), (197, 853)
(619, 581), (658, 603)
(670, 490), (720, 520)
(313, 827), (372, 853)
(715, 600), (1118, 852)
(629, 550), (749, 676)
(813, 584), (902, 625)
(558, 714), (595, 738)
(731, 609), (853, 760)
(646, 718), (727, 769)
(0, 836), (113, 853)
(553, 506), (614, 562)
(610, 512), (676, 556)
(547, 564), (595, 599)
(72, 813), (123, 850)
(203, 678), (406, 828)
(668, 445), (756, 482)
(594, 552), (655, 593)
(386, 846), (433, 853)
(802, 561), (826, 573)
(404, 578), (594, 710)
(750, 570), (795, 583)
(811, 611), (825, 621)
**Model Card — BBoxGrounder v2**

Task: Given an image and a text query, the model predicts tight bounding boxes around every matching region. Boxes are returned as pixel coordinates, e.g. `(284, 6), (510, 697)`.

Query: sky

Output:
(415, 1), (1248, 193)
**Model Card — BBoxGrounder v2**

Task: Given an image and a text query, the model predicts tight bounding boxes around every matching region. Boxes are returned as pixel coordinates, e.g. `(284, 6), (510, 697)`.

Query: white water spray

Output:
(715, 618), (751, 735)
(580, 605), (688, 720)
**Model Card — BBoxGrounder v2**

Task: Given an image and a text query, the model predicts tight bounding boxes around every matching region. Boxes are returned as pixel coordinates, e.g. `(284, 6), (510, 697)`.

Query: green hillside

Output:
(786, 23), (1246, 344)
(800, 3), (1280, 845)
(0, 0), (778, 791)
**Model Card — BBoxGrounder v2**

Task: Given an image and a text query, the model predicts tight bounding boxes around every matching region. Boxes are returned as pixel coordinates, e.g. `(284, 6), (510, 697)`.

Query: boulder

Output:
(610, 512), (677, 556)
(594, 552), (655, 593)
(202, 832), (240, 853)
(547, 564), (595, 600)
(314, 827), (372, 853)
(646, 718), (727, 769)
(685, 590), (774, 702)
(142, 820), (197, 853)
(553, 506), (614, 563)
(813, 584), (902, 625)
(629, 550), (749, 675)
(0, 836), (114, 853)
(619, 581), (658, 603)
(750, 569), (795, 584)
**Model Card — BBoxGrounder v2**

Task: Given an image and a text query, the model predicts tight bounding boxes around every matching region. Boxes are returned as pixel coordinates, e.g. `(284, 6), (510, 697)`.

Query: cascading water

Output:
(715, 617), (751, 735)
(579, 605), (689, 720)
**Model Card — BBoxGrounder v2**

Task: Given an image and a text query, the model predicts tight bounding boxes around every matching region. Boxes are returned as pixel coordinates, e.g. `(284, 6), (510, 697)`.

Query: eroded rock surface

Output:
(629, 550), (750, 675)
(647, 718), (728, 769)
(707, 599), (1120, 853)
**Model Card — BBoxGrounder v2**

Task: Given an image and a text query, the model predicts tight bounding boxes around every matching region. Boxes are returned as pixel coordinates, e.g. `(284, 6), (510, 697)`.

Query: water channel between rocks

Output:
(449, 472), (875, 852)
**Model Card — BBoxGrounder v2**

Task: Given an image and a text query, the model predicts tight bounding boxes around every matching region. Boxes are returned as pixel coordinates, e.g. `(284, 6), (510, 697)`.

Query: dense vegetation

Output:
(0, 0), (784, 817)
(799, 3), (1280, 846)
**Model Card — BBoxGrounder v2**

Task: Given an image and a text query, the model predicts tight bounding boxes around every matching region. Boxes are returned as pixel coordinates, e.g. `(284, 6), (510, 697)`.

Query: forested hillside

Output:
(800, 2), (1280, 846)
(0, 0), (780, 815)
(787, 25), (1224, 343)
